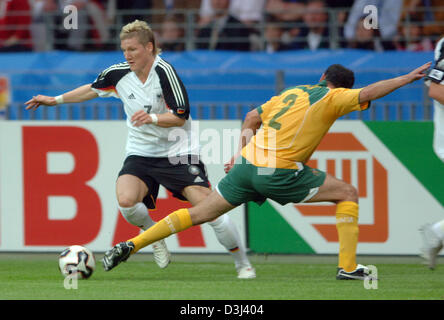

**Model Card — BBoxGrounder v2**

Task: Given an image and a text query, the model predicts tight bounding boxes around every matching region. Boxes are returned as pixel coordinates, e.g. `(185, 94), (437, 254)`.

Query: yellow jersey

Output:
(242, 80), (369, 169)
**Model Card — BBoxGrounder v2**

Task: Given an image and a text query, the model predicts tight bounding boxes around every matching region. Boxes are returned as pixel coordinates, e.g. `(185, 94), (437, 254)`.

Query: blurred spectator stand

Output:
(158, 14), (185, 51)
(196, 0), (252, 51)
(0, 0), (32, 52)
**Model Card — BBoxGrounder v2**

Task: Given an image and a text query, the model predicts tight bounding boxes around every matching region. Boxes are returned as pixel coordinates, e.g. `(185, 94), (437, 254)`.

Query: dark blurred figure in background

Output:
(198, 0), (266, 51)
(113, 0), (153, 25)
(325, 0), (354, 23)
(264, 14), (292, 53)
(0, 0), (32, 52)
(395, 12), (434, 51)
(102, 0), (153, 50)
(265, 0), (306, 50)
(159, 14), (185, 51)
(347, 16), (383, 51)
(54, 0), (110, 51)
(29, 0), (58, 51)
(196, 0), (252, 51)
(199, 0), (266, 27)
(266, 0), (305, 23)
(325, 0), (354, 48)
(404, 0), (444, 44)
(296, 0), (330, 50)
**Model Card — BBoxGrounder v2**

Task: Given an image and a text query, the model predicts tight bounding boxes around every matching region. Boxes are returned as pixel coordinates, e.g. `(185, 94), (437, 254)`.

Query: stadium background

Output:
(1, 1), (443, 257)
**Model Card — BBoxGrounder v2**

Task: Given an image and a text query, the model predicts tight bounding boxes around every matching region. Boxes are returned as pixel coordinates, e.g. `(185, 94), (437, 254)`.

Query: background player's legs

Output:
(306, 174), (360, 273)
(431, 102), (444, 250)
(182, 185), (255, 278)
(419, 103), (444, 268)
(420, 222), (444, 269)
(116, 174), (170, 268)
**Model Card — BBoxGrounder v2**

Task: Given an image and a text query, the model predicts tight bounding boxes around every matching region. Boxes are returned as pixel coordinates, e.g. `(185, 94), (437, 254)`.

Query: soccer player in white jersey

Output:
(420, 36), (444, 270)
(25, 20), (255, 279)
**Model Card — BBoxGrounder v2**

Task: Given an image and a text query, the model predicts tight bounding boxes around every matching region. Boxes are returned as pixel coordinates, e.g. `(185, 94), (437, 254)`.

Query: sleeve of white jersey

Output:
(426, 38), (444, 86)
(155, 59), (190, 120)
(91, 63), (131, 98)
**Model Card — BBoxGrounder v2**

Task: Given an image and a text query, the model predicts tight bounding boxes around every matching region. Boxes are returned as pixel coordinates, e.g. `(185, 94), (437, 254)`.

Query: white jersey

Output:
(426, 37), (444, 162)
(91, 55), (199, 158)
(426, 37), (444, 89)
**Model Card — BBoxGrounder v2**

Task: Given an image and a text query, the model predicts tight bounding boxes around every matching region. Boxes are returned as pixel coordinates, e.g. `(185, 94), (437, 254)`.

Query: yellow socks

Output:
(336, 201), (359, 272)
(127, 202), (360, 272)
(129, 208), (193, 253)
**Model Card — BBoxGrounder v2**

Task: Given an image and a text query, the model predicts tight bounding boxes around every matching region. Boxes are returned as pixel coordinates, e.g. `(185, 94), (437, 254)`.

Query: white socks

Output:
(119, 202), (155, 231)
(208, 214), (251, 269)
(432, 220), (444, 240)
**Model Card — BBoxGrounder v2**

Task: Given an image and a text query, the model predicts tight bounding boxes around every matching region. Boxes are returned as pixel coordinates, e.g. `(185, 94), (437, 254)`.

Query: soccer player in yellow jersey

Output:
(102, 62), (431, 280)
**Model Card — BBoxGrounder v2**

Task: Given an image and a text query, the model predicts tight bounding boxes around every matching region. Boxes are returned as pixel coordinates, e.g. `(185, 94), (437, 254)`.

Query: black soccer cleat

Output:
(336, 264), (376, 280)
(102, 241), (135, 271)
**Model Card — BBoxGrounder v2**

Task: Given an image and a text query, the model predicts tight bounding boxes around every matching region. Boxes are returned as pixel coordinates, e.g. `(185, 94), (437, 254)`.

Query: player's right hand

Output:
(25, 95), (57, 110)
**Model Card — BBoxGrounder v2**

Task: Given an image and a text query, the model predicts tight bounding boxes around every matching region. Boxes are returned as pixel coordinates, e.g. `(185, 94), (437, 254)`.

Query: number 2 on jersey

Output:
(268, 93), (298, 130)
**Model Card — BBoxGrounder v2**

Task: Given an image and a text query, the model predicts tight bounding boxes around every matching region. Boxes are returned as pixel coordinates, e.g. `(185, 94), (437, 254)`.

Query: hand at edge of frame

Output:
(24, 95), (56, 110)
(407, 62), (432, 83)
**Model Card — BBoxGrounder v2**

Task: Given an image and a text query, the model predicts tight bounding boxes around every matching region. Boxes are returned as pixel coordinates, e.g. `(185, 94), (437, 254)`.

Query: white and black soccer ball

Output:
(58, 245), (96, 279)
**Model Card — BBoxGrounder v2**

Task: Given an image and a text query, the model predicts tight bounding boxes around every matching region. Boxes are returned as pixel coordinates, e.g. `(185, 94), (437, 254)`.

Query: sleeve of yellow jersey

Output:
(330, 88), (370, 118)
(256, 95), (280, 121)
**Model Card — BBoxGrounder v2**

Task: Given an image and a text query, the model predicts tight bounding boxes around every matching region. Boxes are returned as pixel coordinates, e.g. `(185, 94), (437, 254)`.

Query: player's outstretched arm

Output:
(224, 109), (262, 173)
(25, 84), (99, 110)
(359, 62), (431, 104)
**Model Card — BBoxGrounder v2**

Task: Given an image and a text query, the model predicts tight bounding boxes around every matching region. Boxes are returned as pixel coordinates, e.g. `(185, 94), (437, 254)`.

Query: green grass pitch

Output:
(0, 253), (443, 300)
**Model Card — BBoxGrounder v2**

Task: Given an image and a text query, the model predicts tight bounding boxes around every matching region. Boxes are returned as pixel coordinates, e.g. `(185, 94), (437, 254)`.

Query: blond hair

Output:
(120, 20), (161, 55)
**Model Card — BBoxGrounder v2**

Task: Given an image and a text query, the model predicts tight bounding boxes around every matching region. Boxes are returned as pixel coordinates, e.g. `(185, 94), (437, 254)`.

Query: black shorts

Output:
(118, 155), (210, 209)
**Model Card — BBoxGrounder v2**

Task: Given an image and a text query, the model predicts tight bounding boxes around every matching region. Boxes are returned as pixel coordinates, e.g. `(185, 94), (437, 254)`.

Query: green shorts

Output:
(217, 157), (326, 206)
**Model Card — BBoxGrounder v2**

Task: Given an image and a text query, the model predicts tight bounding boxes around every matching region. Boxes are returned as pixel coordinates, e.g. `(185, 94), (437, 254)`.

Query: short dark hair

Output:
(324, 64), (355, 88)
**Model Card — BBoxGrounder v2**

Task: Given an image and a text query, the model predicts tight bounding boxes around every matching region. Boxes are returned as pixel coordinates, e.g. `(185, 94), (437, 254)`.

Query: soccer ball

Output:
(58, 245), (96, 279)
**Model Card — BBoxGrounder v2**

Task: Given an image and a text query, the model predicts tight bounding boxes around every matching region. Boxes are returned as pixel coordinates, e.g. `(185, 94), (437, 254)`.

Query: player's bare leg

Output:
(182, 185), (256, 279)
(115, 174), (170, 269)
